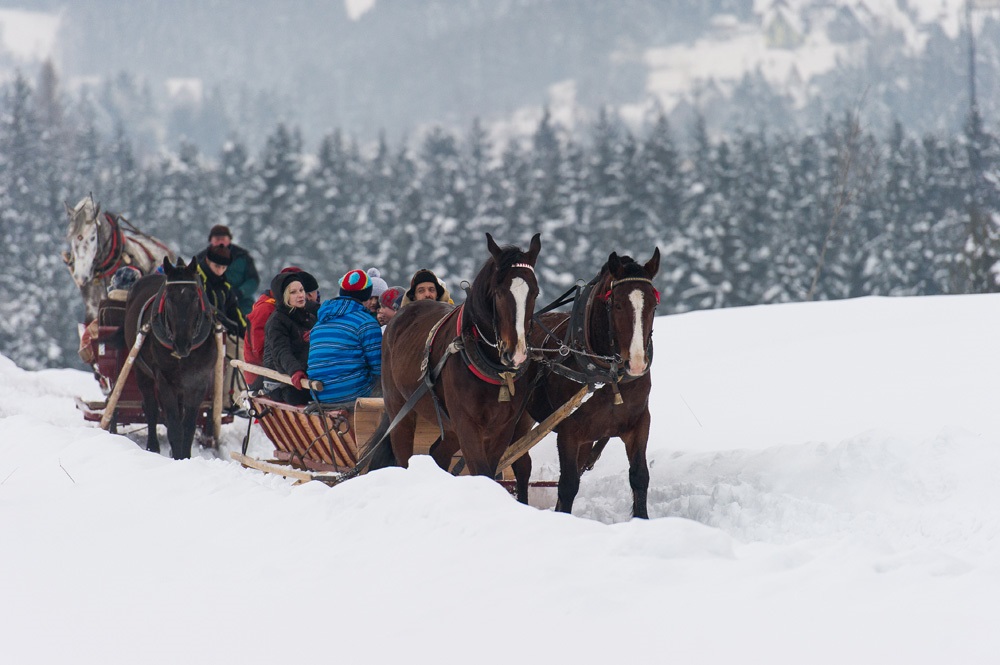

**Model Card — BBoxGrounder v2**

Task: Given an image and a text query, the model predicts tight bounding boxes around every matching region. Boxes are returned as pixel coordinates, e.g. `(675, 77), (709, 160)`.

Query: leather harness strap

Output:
(92, 213), (127, 279)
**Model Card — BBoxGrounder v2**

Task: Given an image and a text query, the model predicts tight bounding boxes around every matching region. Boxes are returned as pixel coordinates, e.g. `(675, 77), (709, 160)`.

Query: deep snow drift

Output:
(2, 293), (998, 664)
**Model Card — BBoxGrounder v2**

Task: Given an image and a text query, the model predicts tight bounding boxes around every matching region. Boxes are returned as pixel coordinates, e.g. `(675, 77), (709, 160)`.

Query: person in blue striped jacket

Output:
(307, 269), (383, 405)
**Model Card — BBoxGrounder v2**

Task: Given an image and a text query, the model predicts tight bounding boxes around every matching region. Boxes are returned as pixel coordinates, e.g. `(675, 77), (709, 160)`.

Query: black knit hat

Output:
(206, 245), (232, 266)
(295, 271), (319, 293)
(208, 224), (232, 240)
(406, 269), (444, 301)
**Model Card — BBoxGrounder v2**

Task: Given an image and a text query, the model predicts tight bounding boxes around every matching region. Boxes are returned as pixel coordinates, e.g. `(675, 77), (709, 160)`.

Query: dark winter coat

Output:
(197, 242), (259, 318)
(195, 261), (247, 334)
(263, 272), (319, 378)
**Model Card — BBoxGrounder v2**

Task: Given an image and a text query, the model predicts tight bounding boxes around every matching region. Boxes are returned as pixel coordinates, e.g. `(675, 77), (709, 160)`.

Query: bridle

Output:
(454, 259), (538, 401)
(597, 275), (657, 370)
(471, 261), (537, 354)
(528, 269), (657, 401)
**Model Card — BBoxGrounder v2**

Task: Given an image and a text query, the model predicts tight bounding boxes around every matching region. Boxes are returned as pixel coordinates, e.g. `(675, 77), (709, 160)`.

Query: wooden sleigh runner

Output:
(232, 392), (446, 484)
(230, 359), (582, 491)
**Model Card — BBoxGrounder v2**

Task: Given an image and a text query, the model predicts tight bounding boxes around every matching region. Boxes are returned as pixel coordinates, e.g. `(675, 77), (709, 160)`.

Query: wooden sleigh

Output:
(230, 359), (582, 491)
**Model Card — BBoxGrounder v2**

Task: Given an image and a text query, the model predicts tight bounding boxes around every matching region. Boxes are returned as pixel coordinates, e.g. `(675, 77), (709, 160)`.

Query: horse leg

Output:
(388, 413), (417, 469)
(583, 436), (612, 473)
(509, 416), (535, 504)
(456, 425), (493, 479)
(135, 371), (160, 454)
(554, 434), (584, 514)
(429, 431), (460, 472)
(621, 409), (651, 519)
(177, 391), (202, 460)
(160, 389), (187, 460)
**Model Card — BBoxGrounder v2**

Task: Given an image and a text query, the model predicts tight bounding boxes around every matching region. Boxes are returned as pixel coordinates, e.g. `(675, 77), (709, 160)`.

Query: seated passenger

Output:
(261, 272), (319, 405)
(195, 245), (247, 335)
(377, 286), (405, 327)
(244, 266), (318, 385)
(106, 265), (143, 303)
(400, 268), (453, 306)
(307, 269), (383, 405)
(364, 267), (390, 317)
(79, 266), (143, 364)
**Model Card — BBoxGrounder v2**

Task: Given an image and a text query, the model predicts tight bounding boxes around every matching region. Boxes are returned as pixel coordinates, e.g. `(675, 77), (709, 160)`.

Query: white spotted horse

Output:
(63, 195), (174, 324)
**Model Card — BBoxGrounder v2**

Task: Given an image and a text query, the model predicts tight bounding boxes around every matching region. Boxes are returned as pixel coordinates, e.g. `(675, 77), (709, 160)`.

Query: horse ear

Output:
(608, 252), (623, 277)
(644, 247), (660, 279)
(64, 201), (72, 217)
(162, 256), (174, 272)
(486, 232), (501, 261)
(527, 232), (541, 263)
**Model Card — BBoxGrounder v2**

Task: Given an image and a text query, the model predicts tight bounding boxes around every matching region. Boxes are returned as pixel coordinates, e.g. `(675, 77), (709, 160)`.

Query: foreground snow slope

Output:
(2, 294), (998, 664)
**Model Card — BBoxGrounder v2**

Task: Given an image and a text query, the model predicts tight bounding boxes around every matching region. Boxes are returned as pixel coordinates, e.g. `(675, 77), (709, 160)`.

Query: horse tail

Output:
(584, 437), (612, 473)
(359, 411), (397, 472)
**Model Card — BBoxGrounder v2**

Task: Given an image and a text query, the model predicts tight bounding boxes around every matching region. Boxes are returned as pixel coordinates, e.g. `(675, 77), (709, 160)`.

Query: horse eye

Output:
(77, 235), (83, 241)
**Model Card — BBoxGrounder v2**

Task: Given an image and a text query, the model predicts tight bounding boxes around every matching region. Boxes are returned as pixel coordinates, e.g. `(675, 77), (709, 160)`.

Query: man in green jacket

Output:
(197, 224), (260, 319)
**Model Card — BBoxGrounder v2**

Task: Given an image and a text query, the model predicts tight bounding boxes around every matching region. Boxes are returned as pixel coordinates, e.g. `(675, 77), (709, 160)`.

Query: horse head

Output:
(482, 232), (542, 369)
(66, 196), (101, 287)
(158, 256), (210, 359)
(604, 248), (660, 377)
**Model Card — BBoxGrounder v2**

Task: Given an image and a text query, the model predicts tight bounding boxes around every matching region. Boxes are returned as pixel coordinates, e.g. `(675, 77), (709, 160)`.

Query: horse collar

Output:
(92, 213), (127, 279)
(148, 280), (213, 353)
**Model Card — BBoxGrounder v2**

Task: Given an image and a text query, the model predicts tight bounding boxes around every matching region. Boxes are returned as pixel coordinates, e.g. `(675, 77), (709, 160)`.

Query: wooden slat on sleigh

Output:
(247, 394), (443, 474)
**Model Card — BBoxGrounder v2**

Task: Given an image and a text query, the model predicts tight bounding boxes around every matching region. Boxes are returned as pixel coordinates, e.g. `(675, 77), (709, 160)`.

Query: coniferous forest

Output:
(1, 68), (999, 370)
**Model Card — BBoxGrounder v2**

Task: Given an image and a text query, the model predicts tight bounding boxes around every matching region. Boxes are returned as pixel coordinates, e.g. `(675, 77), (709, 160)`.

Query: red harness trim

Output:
(455, 305), (503, 386)
(93, 213), (126, 279)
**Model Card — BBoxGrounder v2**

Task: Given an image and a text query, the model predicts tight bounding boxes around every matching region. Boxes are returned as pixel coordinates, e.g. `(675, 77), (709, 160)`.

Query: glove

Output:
(291, 370), (308, 388)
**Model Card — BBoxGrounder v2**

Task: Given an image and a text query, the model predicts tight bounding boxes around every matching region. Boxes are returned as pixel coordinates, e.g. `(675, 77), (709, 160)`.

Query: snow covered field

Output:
(2, 293), (998, 664)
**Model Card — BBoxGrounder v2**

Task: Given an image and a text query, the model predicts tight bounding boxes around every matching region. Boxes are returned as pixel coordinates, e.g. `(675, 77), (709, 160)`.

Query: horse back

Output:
(382, 300), (456, 389)
(124, 231), (175, 270)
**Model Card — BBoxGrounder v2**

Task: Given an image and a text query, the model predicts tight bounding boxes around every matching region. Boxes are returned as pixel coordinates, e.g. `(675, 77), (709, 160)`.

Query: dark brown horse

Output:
(372, 233), (542, 501)
(124, 257), (217, 459)
(526, 248), (660, 518)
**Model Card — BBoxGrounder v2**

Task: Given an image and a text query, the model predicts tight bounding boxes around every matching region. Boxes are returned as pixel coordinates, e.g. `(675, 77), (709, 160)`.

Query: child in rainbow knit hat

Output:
(306, 269), (383, 404)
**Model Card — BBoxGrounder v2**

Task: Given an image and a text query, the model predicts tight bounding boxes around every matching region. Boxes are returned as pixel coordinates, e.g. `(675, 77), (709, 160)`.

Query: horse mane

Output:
(68, 196), (98, 233)
(597, 253), (643, 289)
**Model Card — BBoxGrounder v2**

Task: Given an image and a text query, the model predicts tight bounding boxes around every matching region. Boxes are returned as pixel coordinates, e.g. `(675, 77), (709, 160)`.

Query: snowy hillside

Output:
(640, 0), (972, 113)
(1, 1), (996, 145)
(2, 293), (999, 663)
